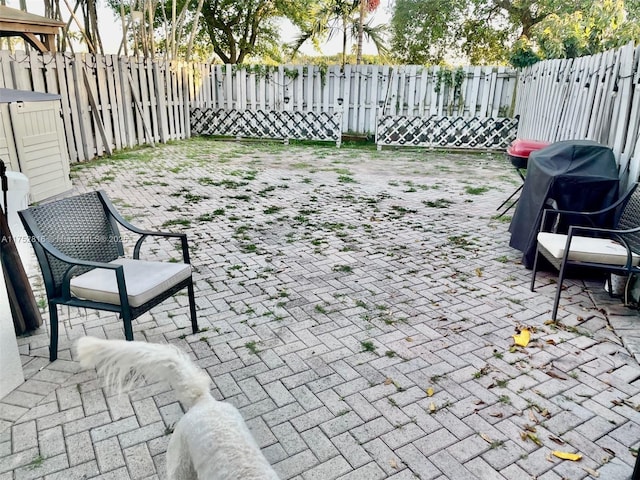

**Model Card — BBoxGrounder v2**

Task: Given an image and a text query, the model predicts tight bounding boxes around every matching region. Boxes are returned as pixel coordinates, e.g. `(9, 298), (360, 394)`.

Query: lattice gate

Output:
(376, 115), (519, 150)
(191, 108), (342, 146)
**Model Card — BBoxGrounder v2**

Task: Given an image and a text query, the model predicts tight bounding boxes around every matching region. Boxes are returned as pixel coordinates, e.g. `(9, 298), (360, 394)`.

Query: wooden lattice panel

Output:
(191, 108), (342, 146)
(376, 115), (519, 150)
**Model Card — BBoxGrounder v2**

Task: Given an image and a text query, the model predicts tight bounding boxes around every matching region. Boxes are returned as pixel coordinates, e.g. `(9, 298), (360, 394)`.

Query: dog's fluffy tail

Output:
(76, 337), (212, 407)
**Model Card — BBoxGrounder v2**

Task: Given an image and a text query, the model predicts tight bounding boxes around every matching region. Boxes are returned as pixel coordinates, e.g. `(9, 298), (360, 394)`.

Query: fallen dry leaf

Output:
(429, 402), (437, 413)
(549, 436), (566, 445)
(384, 378), (394, 386)
(489, 412), (504, 418)
(552, 451), (582, 461)
(529, 410), (538, 423)
(582, 467), (599, 477)
(406, 337), (414, 342)
(513, 329), (531, 347)
(546, 339), (557, 346)
(426, 387), (434, 397)
(546, 370), (569, 380)
(479, 433), (493, 443)
(475, 268), (483, 277)
(520, 431), (542, 446)
(389, 458), (398, 469)
(527, 433), (543, 446)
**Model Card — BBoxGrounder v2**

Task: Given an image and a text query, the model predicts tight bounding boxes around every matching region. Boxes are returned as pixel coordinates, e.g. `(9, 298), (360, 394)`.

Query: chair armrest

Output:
(30, 237), (128, 301)
(540, 183), (638, 233)
(566, 225), (640, 268)
(97, 190), (191, 264)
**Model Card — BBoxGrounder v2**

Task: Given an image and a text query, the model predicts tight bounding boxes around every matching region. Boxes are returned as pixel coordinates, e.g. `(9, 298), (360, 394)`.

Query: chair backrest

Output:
(616, 183), (640, 253)
(19, 191), (123, 298)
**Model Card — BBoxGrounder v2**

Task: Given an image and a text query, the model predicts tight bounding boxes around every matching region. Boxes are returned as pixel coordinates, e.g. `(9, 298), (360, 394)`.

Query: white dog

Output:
(76, 337), (280, 480)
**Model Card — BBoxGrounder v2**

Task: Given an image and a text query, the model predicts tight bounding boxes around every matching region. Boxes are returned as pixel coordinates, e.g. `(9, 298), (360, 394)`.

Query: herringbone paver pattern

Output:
(1, 138), (639, 479)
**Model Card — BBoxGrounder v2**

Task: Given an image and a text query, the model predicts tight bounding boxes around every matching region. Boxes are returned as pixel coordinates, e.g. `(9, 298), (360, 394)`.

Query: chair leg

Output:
(48, 302), (59, 362)
(552, 262), (569, 321)
(530, 247), (541, 291)
(187, 280), (198, 334)
(122, 308), (134, 341)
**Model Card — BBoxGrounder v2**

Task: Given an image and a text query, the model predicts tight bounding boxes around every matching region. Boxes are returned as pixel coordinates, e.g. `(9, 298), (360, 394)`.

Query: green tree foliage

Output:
(289, 0), (388, 67)
(391, 0), (640, 67)
(533, 0), (640, 59)
(390, 0), (467, 64)
(109, 0), (314, 63)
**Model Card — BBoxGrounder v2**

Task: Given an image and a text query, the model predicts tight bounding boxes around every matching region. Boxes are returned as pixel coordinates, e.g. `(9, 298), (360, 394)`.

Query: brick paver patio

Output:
(1, 138), (639, 479)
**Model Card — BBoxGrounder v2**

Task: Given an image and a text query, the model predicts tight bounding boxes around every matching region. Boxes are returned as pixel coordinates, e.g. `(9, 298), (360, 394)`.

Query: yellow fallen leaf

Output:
(513, 329), (531, 347)
(426, 387), (434, 397)
(552, 451), (582, 461)
(475, 268), (483, 277)
(429, 402), (437, 413)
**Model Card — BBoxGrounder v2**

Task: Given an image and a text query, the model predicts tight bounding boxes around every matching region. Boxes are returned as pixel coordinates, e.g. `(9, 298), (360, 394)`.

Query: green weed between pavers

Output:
(333, 264), (353, 273)
(27, 455), (46, 470)
(423, 198), (454, 208)
(245, 341), (259, 354)
(464, 186), (490, 195)
(162, 218), (191, 228)
(361, 340), (376, 352)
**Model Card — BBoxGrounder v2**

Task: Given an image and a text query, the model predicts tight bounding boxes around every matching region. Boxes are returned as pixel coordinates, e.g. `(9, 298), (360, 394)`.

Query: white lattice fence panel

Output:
(190, 108), (342, 146)
(376, 115), (519, 150)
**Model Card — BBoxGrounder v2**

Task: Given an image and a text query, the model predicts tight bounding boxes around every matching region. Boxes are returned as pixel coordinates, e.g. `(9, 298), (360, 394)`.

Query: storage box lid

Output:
(0, 88), (61, 103)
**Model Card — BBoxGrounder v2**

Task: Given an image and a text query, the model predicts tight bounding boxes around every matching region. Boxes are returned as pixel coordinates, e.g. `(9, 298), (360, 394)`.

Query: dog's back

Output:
(76, 337), (280, 480)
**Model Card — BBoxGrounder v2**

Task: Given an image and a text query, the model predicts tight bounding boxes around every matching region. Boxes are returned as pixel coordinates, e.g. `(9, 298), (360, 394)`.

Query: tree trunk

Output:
(186, 0), (205, 61)
(356, 0), (365, 64)
(342, 15), (348, 68)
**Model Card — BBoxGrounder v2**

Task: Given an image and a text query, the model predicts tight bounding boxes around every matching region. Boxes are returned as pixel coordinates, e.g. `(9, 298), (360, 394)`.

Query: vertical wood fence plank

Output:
(54, 52), (78, 162)
(28, 51), (46, 92)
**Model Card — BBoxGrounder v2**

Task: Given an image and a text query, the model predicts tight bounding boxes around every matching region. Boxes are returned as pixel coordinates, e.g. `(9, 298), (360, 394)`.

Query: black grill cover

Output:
(509, 140), (619, 268)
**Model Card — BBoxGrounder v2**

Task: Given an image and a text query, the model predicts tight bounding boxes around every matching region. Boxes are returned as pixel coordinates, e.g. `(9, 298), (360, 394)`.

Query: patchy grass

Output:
(464, 186), (490, 195)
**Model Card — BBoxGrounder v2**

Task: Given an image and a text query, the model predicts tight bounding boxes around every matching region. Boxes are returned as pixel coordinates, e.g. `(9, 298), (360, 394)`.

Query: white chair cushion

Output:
(70, 258), (192, 308)
(537, 232), (640, 266)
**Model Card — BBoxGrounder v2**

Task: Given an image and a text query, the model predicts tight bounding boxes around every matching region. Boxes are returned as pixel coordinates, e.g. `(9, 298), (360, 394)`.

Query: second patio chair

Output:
(19, 190), (198, 361)
(530, 183), (640, 320)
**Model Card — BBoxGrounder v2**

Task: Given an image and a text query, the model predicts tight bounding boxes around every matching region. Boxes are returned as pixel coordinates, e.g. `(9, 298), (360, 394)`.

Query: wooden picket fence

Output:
(514, 42), (640, 187)
(0, 51), (191, 162)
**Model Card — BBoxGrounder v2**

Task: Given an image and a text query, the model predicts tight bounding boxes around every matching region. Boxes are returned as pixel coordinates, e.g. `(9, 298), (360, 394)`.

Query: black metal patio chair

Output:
(530, 183), (640, 320)
(19, 190), (198, 361)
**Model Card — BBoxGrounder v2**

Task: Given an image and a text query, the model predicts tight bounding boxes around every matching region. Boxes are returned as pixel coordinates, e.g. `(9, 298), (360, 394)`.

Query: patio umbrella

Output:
(0, 159), (42, 333)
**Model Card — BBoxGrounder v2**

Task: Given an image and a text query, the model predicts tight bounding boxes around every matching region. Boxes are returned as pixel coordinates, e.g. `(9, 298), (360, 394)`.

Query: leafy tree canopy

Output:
(289, 0), (388, 67)
(391, 0), (640, 67)
(109, 0), (317, 63)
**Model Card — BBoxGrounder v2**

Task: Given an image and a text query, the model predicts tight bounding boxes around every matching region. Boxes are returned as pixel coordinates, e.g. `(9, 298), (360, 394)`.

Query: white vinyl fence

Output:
(514, 42), (640, 187)
(3, 45), (639, 174)
(187, 64), (518, 135)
